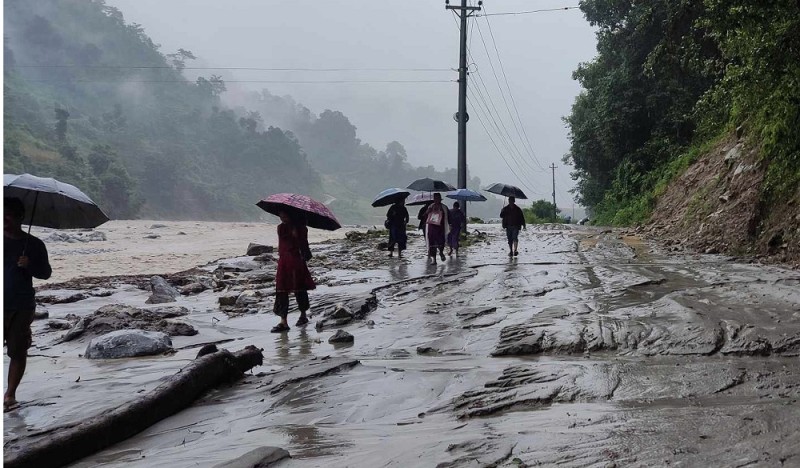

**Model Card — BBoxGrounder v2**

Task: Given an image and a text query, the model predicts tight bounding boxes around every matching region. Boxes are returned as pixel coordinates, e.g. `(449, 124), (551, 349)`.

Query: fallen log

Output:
(4, 345), (264, 468)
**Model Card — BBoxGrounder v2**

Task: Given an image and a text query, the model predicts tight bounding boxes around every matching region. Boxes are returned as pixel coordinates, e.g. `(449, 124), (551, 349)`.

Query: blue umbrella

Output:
(446, 189), (487, 202)
(371, 188), (410, 208)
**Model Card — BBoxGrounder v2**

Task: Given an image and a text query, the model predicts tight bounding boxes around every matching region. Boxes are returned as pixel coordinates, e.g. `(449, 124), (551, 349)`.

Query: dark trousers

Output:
(273, 291), (310, 318)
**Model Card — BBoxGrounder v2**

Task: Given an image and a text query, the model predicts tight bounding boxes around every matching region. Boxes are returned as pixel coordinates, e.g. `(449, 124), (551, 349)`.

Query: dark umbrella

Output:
(406, 178), (456, 192)
(4, 173), (109, 229)
(256, 193), (342, 231)
(446, 188), (487, 202)
(371, 188), (410, 208)
(406, 192), (436, 206)
(484, 182), (528, 200)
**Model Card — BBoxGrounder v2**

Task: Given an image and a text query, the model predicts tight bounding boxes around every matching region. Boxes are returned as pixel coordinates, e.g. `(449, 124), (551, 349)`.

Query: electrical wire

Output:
(10, 65), (453, 72)
(478, 6), (581, 17)
(23, 79), (454, 84)
(481, 6), (547, 170)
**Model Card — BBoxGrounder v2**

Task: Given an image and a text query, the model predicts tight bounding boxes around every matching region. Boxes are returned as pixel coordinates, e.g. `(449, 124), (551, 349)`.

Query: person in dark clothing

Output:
(499, 196), (526, 257)
(4, 197), (51, 410)
(447, 201), (465, 256)
(417, 202), (432, 239)
(386, 199), (409, 257)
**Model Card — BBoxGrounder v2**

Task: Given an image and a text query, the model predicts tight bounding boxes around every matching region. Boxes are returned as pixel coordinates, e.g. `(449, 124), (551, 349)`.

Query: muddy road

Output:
(5, 225), (800, 467)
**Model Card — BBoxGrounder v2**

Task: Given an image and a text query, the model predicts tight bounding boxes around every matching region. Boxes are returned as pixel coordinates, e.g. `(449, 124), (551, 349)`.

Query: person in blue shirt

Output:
(4, 197), (51, 411)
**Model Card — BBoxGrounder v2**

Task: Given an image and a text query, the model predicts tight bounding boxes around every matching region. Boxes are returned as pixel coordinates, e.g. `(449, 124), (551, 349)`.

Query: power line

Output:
(478, 6), (580, 17)
(23, 79), (454, 84)
(482, 6), (547, 170)
(10, 65), (453, 72)
(473, 15), (546, 175)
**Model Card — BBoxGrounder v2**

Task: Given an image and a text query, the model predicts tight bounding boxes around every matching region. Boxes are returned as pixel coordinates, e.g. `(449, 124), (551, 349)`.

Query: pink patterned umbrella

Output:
(256, 193), (342, 231)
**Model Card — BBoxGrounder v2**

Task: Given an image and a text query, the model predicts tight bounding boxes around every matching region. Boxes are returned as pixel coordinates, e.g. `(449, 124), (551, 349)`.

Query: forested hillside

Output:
(4, 0), (495, 223)
(564, 0), (799, 262)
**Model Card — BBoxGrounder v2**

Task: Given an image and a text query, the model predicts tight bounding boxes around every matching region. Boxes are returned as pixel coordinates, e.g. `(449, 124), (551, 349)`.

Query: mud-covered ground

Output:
(4, 224), (800, 467)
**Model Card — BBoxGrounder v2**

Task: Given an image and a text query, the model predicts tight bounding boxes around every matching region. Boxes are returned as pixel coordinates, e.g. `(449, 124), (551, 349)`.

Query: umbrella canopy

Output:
(446, 188), (487, 202)
(371, 188), (410, 208)
(3, 173), (109, 229)
(406, 178), (456, 192)
(484, 182), (528, 200)
(256, 193), (342, 231)
(406, 192), (436, 206)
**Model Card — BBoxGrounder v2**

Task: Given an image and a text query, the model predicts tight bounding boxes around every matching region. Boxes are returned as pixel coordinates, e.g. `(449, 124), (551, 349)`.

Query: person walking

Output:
(417, 202), (432, 240)
(447, 201), (465, 256)
(500, 196), (526, 257)
(386, 199), (409, 257)
(424, 193), (450, 264)
(271, 210), (315, 333)
(4, 197), (52, 411)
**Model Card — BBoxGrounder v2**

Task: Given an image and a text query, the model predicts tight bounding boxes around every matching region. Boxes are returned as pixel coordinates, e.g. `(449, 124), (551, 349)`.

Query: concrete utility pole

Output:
(446, 0), (480, 219)
(550, 163), (557, 222)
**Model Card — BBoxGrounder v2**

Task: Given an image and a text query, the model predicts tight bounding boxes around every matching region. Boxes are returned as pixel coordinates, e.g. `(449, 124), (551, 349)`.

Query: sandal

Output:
(295, 316), (309, 327)
(270, 323), (290, 333)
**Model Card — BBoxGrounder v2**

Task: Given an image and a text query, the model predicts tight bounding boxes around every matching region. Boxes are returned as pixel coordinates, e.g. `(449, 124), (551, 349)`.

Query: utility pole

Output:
(550, 163), (557, 222)
(446, 0), (480, 220)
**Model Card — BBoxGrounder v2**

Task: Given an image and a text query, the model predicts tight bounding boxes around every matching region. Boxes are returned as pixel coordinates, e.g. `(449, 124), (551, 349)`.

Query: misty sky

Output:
(108, 0), (597, 208)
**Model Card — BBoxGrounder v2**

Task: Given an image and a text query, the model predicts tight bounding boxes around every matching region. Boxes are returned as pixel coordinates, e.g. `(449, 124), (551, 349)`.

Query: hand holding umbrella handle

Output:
(22, 192), (40, 257)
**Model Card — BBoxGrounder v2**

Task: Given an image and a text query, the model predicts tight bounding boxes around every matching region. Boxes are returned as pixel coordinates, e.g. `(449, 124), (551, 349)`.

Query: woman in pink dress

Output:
(271, 211), (316, 333)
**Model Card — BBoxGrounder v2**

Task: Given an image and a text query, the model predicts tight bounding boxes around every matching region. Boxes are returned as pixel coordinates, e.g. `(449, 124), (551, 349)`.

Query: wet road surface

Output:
(5, 225), (800, 467)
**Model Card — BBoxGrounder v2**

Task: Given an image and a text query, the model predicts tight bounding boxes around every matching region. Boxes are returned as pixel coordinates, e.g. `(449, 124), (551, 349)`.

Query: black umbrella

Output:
(371, 188), (410, 208)
(484, 182), (528, 200)
(4, 173), (110, 229)
(406, 178), (456, 192)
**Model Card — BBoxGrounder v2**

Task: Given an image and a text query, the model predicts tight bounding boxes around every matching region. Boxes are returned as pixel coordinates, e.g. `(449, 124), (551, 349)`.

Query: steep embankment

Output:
(564, 1), (799, 265)
(648, 133), (799, 266)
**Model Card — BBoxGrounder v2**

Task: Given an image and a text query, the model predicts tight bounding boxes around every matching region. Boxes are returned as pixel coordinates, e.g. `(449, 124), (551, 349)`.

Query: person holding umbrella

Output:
(385, 199), (409, 257)
(447, 201), (465, 257)
(256, 193), (341, 333)
(424, 193), (450, 264)
(271, 210), (315, 333)
(500, 196), (526, 257)
(4, 197), (52, 411)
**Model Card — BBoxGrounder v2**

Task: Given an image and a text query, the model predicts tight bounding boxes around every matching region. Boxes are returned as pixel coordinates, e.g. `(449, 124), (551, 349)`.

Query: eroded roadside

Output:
(5, 225), (799, 467)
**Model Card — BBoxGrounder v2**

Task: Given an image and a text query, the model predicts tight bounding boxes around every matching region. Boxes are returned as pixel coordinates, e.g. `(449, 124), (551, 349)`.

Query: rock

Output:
(162, 320), (198, 336)
(243, 271), (276, 284)
(177, 231), (187, 235)
(34, 305), (49, 320)
(328, 330), (354, 344)
(213, 446), (290, 468)
(37, 291), (89, 304)
(61, 304), (193, 342)
(196, 344), (218, 358)
(180, 282), (207, 295)
(331, 305), (354, 320)
(149, 224), (168, 229)
(236, 290), (260, 307)
(45, 231), (107, 243)
(144, 234), (161, 239)
(246, 243), (274, 256)
(376, 242), (389, 250)
(366, 320), (375, 327)
(84, 329), (173, 359)
(219, 295), (238, 307)
(47, 319), (73, 330)
(146, 276), (180, 304)
(254, 253), (274, 263)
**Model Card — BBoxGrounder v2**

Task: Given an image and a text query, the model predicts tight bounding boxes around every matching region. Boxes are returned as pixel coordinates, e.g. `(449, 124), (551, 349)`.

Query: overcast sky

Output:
(109, 0), (597, 207)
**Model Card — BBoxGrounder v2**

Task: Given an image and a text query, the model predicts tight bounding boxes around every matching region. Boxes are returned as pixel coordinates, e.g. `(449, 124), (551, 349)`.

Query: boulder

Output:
(61, 304), (194, 342)
(47, 319), (73, 330)
(246, 243), (274, 256)
(219, 295), (238, 307)
(180, 282), (208, 295)
(213, 447), (291, 468)
(34, 305), (49, 320)
(331, 305), (354, 320)
(146, 276), (179, 304)
(254, 253), (274, 263)
(149, 224), (168, 229)
(144, 234), (161, 239)
(84, 330), (173, 359)
(235, 291), (260, 308)
(328, 330), (354, 344)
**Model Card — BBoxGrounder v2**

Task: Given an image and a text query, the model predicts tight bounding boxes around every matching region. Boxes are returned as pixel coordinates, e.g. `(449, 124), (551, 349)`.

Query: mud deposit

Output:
(4, 225), (799, 467)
